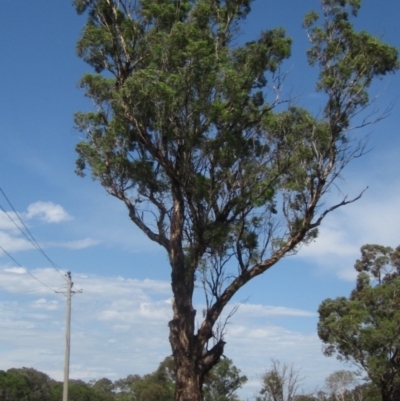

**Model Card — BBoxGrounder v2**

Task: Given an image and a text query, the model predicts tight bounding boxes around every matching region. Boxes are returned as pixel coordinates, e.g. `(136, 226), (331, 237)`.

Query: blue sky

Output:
(0, 0), (399, 398)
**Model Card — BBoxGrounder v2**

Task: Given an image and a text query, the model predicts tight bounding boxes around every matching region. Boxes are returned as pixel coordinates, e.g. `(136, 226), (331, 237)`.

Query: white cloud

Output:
(0, 231), (34, 253)
(26, 201), (72, 223)
(0, 211), (22, 232)
(299, 223), (358, 259)
(98, 299), (171, 323)
(341, 191), (400, 248)
(112, 324), (131, 333)
(78, 276), (171, 298)
(235, 303), (316, 318)
(0, 201), (101, 257)
(4, 267), (26, 274)
(0, 266), (65, 294)
(296, 218), (360, 281)
(295, 176), (400, 282)
(47, 237), (100, 250)
(30, 298), (60, 311)
(226, 324), (345, 397)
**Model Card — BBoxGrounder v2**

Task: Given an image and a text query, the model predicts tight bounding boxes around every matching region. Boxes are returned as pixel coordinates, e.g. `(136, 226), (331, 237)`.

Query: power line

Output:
(0, 245), (57, 293)
(0, 204), (47, 254)
(0, 188), (66, 279)
(0, 190), (66, 278)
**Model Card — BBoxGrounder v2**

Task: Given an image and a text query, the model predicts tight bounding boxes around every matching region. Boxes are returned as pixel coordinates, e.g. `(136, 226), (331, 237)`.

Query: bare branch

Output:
(310, 188), (368, 229)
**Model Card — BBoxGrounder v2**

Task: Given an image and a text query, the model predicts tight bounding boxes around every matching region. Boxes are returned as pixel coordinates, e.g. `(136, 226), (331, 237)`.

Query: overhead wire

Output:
(0, 188), (67, 279)
(0, 203), (67, 279)
(0, 245), (57, 294)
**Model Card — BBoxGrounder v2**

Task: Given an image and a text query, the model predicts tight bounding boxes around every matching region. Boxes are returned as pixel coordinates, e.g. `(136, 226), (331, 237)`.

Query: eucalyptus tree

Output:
(203, 358), (247, 401)
(73, 0), (398, 400)
(325, 371), (357, 401)
(318, 245), (400, 401)
(257, 360), (303, 401)
(0, 368), (54, 401)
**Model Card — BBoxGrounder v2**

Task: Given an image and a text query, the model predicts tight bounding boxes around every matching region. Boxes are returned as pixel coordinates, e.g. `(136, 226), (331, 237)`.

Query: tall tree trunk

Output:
(169, 309), (225, 401)
(168, 184), (206, 400)
(174, 354), (204, 401)
(169, 303), (204, 401)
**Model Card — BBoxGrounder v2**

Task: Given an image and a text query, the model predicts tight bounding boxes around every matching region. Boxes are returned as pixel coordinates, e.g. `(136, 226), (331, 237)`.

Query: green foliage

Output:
(113, 358), (175, 401)
(258, 360), (302, 401)
(318, 244), (400, 401)
(203, 358), (247, 401)
(351, 382), (382, 401)
(0, 370), (118, 401)
(113, 356), (245, 401)
(324, 370), (357, 401)
(0, 368), (55, 401)
(304, 0), (398, 130)
(72, 0), (398, 311)
(0, 359), (242, 401)
(131, 369), (175, 401)
(260, 369), (284, 401)
(0, 363), (385, 401)
(72, 3), (399, 268)
(68, 380), (94, 401)
(89, 377), (116, 401)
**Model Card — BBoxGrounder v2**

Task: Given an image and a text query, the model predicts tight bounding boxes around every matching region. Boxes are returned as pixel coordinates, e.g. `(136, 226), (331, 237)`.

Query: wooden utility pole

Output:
(63, 272), (72, 401)
(57, 272), (81, 401)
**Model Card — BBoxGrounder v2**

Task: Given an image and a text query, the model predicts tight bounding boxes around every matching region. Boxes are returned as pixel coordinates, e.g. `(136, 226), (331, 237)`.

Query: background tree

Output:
(293, 395), (323, 401)
(113, 357), (176, 401)
(257, 360), (303, 401)
(0, 369), (32, 401)
(68, 379), (105, 401)
(73, 0), (398, 399)
(324, 371), (357, 401)
(350, 382), (381, 401)
(50, 378), (116, 401)
(113, 358), (176, 401)
(289, 377), (381, 401)
(114, 370), (174, 401)
(90, 377), (116, 401)
(318, 244), (400, 401)
(113, 374), (141, 400)
(203, 358), (247, 401)
(0, 367), (54, 401)
(90, 377), (114, 392)
(113, 356), (245, 401)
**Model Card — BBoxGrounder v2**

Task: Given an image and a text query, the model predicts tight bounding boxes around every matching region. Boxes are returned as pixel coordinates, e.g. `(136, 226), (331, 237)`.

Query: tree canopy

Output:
(72, 0), (398, 400)
(257, 360), (303, 401)
(0, 368), (54, 401)
(324, 370), (357, 401)
(318, 244), (400, 401)
(203, 358), (247, 401)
